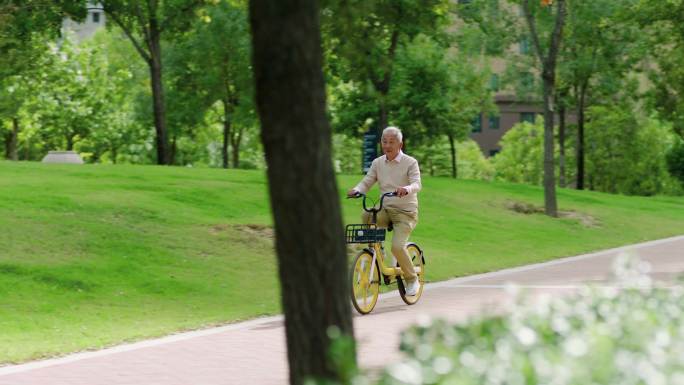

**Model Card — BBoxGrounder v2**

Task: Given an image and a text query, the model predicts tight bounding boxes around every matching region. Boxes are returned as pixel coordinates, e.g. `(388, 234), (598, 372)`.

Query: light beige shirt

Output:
(353, 151), (421, 211)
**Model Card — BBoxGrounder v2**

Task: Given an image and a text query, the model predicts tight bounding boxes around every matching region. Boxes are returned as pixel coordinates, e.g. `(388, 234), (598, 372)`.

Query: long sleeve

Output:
(354, 159), (377, 193)
(403, 158), (421, 194)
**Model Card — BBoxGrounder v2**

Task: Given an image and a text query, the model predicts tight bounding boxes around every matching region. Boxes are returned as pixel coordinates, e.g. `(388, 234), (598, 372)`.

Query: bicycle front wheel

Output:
(398, 243), (425, 305)
(350, 250), (380, 314)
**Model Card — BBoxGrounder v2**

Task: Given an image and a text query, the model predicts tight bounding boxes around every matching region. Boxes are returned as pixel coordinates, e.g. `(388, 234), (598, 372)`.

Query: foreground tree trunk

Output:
(522, 0), (566, 217)
(249, 1), (355, 384)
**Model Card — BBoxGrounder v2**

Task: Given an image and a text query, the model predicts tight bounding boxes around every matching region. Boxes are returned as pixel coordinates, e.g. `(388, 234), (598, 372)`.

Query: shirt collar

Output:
(384, 150), (404, 163)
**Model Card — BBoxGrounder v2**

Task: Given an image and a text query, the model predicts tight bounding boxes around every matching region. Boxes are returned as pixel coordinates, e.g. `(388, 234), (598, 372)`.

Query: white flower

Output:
(515, 327), (537, 346)
(563, 336), (587, 357)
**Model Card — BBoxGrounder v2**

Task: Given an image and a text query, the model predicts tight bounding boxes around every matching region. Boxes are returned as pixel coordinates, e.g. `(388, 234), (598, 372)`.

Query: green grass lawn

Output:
(0, 160), (682, 364)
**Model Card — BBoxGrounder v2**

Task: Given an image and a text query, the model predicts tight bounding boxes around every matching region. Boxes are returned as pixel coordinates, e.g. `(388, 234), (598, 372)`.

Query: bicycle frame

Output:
(368, 243), (422, 278)
(350, 191), (423, 278)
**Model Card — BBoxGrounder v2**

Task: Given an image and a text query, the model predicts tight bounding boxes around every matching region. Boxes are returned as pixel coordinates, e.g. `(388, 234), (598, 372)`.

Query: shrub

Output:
(331, 255), (684, 385)
(666, 138), (684, 186)
(492, 118), (547, 185)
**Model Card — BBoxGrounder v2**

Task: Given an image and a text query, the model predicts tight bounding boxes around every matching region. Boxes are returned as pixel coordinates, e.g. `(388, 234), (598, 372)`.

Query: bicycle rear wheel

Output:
(350, 250), (380, 314)
(397, 243), (425, 305)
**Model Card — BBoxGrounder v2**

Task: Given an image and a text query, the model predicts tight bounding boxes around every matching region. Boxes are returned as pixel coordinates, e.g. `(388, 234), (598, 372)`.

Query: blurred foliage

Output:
(317, 255), (684, 385)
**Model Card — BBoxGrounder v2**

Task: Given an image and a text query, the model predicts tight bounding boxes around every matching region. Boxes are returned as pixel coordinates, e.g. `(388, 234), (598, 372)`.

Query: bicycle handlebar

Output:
(349, 191), (397, 213)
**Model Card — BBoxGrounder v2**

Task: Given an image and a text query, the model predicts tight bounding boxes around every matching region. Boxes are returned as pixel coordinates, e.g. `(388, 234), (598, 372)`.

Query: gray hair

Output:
(382, 126), (403, 142)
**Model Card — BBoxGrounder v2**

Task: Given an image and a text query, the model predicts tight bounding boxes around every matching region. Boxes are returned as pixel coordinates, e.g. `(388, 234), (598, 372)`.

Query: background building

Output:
(61, 2), (105, 42)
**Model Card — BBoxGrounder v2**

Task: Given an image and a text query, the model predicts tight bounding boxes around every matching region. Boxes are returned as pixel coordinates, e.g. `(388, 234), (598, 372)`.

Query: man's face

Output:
(381, 133), (402, 158)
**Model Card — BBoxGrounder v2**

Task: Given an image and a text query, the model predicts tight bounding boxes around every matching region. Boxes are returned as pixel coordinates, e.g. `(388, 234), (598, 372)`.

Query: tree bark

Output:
(249, 1), (355, 384)
(5, 117), (19, 160)
(558, 91), (566, 188)
(522, 0), (565, 217)
(374, 29), (399, 143)
(104, 1), (170, 165)
(541, 74), (558, 216)
(148, 27), (169, 165)
(222, 99), (231, 169)
(169, 133), (177, 165)
(576, 81), (588, 190)
(448, 133), (457, 178)
(230, 127), (242, 168)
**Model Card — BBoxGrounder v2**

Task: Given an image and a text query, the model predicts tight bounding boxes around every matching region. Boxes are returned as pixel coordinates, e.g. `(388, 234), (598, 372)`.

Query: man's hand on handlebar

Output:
(396, 187), (409, 197)
(347, 189), (362, 198)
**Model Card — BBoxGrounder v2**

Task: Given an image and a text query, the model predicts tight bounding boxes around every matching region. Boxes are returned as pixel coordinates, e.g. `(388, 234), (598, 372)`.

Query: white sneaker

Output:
(405, 279), (420, 296)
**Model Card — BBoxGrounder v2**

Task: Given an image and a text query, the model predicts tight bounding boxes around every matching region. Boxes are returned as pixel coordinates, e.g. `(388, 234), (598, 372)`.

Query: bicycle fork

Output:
(356, 250), (379, 285)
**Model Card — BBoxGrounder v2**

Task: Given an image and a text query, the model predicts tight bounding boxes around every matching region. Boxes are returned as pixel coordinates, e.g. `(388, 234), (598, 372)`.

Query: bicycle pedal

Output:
(383, 275), (391, 285)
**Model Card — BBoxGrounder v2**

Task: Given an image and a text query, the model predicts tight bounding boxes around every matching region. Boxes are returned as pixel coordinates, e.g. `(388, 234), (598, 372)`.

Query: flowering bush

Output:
(355, 255), (684, 385)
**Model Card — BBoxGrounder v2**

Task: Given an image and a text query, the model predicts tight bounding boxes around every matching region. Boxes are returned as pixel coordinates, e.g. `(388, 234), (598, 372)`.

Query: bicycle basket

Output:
(345, 224), (386, 244)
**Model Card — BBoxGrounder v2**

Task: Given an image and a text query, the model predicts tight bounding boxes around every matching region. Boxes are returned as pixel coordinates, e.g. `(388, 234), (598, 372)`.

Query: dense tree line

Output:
(4, 1), (681, 196)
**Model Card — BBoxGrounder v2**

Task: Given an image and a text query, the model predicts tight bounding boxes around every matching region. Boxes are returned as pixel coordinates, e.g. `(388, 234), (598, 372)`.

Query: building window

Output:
(489, 149), (500, 157)
(520, 112), (536, 123)
(471, 114), (482, 133)
(92, 12), (101, 23)
(489, 74), (500, 91)
(488, 115), (500, 130)
(519, 36), (530, 55)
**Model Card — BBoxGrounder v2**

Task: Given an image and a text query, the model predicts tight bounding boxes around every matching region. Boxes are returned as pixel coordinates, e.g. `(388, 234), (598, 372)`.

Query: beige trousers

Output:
(362, 208), (418, 282)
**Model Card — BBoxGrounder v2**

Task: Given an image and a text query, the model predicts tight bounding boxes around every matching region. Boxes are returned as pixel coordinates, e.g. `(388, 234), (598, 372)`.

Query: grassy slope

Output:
(0, 161), (682, 363)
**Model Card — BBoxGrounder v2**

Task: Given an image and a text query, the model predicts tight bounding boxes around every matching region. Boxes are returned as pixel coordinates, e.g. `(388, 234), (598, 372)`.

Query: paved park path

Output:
(1, 236), (683, 385)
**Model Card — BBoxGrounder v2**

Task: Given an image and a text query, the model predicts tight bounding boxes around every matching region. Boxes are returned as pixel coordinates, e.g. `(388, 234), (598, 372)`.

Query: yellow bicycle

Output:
(346, 192), (426, 314)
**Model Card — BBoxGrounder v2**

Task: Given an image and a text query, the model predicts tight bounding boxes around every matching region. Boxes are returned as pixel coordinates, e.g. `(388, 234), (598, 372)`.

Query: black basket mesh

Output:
(345, 224), (386, 244)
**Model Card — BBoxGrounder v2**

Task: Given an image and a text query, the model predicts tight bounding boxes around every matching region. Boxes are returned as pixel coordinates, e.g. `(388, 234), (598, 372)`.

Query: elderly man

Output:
(347, 126), (422, 296)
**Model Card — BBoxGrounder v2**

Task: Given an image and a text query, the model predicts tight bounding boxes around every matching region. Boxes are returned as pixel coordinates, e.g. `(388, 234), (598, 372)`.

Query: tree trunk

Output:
(149, 25), (169, 165)
(103, 2), (168, 165)
(374, 29), (398, 144)
(558, 95), (566, 188)
(576, 82), (587, 190)
(542, 73), (558, 217)
(169, 134), (177, 165)
(230, 127), (242, 168)
(24, 137), (30, 160)
(249, 1), (355, 384)
(448, 133), (457, 178)
(377, 99), (388, 141)
(222, 99), (231, 169)
(66, 134), (74, 151)
(3, 132), (9, 159)
(6, 117), (19, 160)
(522, 0), (565, 217)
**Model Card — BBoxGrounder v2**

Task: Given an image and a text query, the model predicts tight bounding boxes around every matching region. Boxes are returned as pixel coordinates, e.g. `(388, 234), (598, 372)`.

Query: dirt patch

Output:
(505, 200), (600, 228)
(236, 224), (275, 239)
(505, 201), (544, 214)
(209, 224), (230, 234)
(560, 211), (601, 228)
(210, 223), (275, 240)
